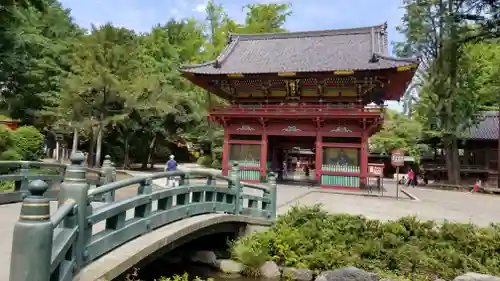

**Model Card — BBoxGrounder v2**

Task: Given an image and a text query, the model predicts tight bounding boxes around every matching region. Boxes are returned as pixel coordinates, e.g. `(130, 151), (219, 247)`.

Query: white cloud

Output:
(194, 3), (206, 13)
(170, 8), (183, 19)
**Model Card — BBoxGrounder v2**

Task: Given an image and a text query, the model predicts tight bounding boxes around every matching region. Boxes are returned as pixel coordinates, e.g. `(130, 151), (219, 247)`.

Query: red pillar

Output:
(260, 131), (268, 180)
(360, 132), (368, 187)
(315, 132), (323, 182)
(222, 129), (230, 176)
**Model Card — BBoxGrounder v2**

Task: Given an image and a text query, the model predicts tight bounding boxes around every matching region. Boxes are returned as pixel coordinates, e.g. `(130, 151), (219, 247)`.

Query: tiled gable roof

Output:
(181, 23), (418, 75)
(466, 111), (499, 140)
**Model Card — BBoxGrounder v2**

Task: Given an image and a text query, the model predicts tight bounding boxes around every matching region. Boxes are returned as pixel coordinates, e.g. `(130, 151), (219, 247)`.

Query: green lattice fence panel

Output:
(229, 160), (261, 181)
(321, 164), (360, 173)
(321, 175), (360, 187)
(239, 169), (260, 181)
(229, 160), (260, 167)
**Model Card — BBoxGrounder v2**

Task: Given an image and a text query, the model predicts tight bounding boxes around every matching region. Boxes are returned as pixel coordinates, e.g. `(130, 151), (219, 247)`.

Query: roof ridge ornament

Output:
(369, 53), (380, 63)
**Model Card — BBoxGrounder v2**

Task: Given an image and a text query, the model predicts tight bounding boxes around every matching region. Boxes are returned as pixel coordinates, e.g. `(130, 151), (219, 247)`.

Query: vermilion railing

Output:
(210, 104), (385, 114)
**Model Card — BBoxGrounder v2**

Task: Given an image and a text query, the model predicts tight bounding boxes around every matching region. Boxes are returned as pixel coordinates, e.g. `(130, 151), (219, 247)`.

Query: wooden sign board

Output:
(368, 164), (384, 176)
(391, 149), (405, 167)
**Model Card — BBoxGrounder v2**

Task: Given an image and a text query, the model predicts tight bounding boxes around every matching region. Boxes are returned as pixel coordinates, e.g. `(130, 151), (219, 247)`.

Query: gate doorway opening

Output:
(268, 136), (316, 185)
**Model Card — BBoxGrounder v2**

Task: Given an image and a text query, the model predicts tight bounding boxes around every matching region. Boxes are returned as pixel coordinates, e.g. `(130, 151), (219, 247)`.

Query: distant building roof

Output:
(466, 111), (499, 140)
(181, 23), (418, 75)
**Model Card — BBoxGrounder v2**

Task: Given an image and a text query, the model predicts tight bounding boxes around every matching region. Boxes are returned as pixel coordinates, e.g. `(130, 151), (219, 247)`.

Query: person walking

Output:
(165, 155), (178, 187)
(407, 168), (415, 188)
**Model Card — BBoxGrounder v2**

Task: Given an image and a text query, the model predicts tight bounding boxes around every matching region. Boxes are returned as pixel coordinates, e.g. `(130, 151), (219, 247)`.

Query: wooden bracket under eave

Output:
(334, 70), (354, 75)
(258, 117), (267, 127)
(396, 64), (418, 72)
(278, 72), (296, 77)
(315, 117), (323, 129)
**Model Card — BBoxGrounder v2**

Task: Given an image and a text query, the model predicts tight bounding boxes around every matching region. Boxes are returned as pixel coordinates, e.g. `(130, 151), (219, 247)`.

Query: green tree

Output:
(0, 0), (80, 124)
(396, 0), (498, 184)
(369, 110), (427, 162)
(59, 24), (139, 166)
(458, 42), (500, 110)
(241, 3), (292, 33)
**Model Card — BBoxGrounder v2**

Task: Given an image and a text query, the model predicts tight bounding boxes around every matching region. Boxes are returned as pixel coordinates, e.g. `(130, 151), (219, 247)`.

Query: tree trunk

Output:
(206, 90), (215, 163)
(450, 138), (461, 184)
(140, 136), (152, 169)
(497, 112), (499, 188)
(88, 127), (97, 167)
(445, 138), (460, 185)
(71, 127), (79, 154)
(148, 136), (156, 169)
(95, 123), (103, 168)
(123, 136), (130, 169)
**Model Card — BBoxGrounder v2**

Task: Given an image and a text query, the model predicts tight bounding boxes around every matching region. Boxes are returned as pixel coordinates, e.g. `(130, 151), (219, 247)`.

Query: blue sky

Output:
(58, 0), (406, 110)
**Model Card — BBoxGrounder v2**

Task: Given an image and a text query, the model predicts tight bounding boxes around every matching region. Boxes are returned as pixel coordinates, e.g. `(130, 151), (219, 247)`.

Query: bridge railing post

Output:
(15, 162), (30, 191)
(58, 151), (91, 270)
(138, 178), (153, 195)
(231, 162), (242, 215)
(267, 172), (277, 221)
(10, 180), (52, 281)
(111, 160), (117, 181)
(101, 155), (115, 202)
(137, 178), (153, 231)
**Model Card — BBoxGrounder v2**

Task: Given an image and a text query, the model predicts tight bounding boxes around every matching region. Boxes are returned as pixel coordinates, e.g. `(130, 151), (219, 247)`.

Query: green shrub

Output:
(0, 115), (17, 121)
(12, 126), (44, 161)
(231, 204), (500, 280)
(0, 125), (14, 151)
(124, 272), (213, 281)
(0, 181), (15, 192)
(0, 149), (22, 161)
(211, 159), (221, 169)
(196, 155), (212, 166)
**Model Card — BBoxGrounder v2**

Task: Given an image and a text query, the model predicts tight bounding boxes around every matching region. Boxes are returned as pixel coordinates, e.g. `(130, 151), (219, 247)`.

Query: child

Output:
(470, 179), (481, 193)
(398, 175), (406, 185)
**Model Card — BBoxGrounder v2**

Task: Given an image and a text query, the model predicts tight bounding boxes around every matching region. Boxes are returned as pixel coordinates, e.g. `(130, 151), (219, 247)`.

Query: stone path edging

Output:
(400, 188), (420, 201)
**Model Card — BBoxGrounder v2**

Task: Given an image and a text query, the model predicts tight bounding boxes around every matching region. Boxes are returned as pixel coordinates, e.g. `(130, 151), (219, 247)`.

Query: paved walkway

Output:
(136, 165), (500, 226)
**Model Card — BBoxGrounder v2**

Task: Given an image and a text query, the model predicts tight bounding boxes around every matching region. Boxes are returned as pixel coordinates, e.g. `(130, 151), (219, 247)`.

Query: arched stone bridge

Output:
(5, 153), (276, 281)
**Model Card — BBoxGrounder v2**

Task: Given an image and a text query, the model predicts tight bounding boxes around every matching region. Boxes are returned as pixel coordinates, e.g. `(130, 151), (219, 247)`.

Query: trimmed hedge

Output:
(11, 126), (44, 161)
(0, 125), (44, 191)
(196, 155), (212, 166)
(231, 205), (500, 280)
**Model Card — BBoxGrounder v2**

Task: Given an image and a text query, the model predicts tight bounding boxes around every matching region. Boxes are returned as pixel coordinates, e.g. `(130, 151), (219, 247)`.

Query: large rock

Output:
(454, 273), (500, 281)
(260, 261), (281, 279)
(283, 267), (313, 281)
(216, 259), (244, 274)
(189, 250), (217, 266)
(315, 267), (380, 281)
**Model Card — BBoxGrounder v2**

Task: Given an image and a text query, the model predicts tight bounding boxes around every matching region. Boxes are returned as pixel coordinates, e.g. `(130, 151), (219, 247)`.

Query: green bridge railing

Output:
(9, 152), (277, 281)
(0, 155), (116, 204)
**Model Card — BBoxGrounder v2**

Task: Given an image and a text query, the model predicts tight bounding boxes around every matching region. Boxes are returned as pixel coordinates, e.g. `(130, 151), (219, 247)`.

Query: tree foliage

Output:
(396, 0), (499, 184)
(369, 110), (427, 162)
(0, 0), (292, 167)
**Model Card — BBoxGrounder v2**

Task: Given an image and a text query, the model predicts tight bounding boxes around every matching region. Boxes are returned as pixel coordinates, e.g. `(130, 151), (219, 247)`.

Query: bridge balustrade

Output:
(9, 152), (277, 281)
(0, 155), (115, 203)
